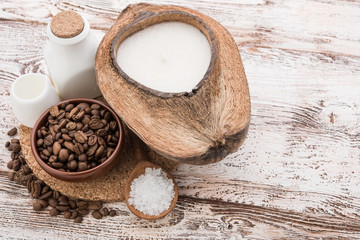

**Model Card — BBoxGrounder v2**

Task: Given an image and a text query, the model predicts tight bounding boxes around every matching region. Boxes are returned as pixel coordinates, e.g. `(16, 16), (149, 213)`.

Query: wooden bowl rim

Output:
(110, 10), (218, 99)
(124, 161), (179, 220)
(30, 98), (124, 182)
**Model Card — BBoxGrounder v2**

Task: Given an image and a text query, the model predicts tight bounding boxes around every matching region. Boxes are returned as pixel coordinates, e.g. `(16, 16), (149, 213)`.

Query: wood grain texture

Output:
(1, 0), (360, 239)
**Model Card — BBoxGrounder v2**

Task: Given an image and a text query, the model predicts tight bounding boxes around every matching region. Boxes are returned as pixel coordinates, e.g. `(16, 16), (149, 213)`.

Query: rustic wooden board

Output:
(1, 0), (360, 239)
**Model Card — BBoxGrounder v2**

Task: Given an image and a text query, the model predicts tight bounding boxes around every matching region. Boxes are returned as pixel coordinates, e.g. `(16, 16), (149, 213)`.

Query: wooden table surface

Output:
(1, 0), (360, 239)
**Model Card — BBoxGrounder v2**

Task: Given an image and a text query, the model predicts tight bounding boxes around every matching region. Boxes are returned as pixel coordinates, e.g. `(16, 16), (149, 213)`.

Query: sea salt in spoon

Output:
(124, 132), (178, 220)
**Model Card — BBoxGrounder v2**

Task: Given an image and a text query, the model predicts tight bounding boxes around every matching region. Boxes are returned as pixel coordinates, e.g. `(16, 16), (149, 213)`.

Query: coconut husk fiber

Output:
(95, 3), (251, 165)
(19, 124), (178, 202)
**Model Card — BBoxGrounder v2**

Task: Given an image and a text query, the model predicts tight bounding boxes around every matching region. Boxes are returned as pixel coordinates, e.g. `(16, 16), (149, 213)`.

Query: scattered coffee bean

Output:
(5, 126), (116, 224)
(56, 205), (70, 212)
(8, 172), (15, 181)
(92, 210), (102, 219)
(7, 160), (13, 170)
(12, 144), (21, 153)
(64, 211), (72, 219)
(49, 208), (60, 216)
(78, 209), (89, 216)
(88, 201), (102, 210)
(71, 210), (79, 219)
(100, 208), (109, 216)
(48, 198), (58, 207)
(7, 127), (17, 136)
(37, 199), (49, 208)
(109, 210), (117, 217)
(74, 215), (83, 223)
(33, 202), (42, 211)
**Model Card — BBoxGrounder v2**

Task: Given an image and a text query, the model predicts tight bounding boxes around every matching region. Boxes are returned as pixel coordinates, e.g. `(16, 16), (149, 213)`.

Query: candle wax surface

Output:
(116, 22), (211, 93)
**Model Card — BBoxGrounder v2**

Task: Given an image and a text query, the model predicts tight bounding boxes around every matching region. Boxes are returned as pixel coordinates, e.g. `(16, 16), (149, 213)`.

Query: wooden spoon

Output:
(124, 131), (178, 220)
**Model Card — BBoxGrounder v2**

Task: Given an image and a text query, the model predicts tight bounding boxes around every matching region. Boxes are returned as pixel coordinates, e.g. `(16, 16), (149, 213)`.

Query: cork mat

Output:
(19, 125), (178, 202)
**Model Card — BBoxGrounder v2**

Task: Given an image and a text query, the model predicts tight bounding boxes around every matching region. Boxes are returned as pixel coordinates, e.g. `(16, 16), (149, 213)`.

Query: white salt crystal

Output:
(128, 167), (175, 216)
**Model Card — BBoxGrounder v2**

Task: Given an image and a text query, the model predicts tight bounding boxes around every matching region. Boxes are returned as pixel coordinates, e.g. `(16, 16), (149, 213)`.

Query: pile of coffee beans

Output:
(35, 102), (119, 172)
(5, 127), (117, 223)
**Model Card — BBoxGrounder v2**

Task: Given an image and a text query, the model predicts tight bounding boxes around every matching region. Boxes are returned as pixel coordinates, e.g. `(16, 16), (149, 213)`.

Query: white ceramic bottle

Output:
(44, 11), (101, 100)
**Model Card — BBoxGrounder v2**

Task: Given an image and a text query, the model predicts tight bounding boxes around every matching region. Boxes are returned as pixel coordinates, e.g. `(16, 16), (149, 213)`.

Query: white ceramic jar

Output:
(44, 11), (101, 100)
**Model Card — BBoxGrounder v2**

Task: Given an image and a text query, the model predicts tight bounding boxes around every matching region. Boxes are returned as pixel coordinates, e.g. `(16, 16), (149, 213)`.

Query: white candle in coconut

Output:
(116, 22), (211, 93)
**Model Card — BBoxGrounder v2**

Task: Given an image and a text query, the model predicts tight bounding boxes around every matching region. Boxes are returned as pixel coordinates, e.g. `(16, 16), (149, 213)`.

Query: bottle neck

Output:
(47, 16), (90, 46)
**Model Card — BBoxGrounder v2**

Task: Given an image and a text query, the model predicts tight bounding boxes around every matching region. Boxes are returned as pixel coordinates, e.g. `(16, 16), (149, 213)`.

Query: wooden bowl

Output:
(124, 161), (178, 220)
(30, 98), (124, 182)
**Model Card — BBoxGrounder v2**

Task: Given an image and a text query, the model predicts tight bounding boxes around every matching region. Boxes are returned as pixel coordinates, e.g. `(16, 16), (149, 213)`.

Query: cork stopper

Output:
(50, 11), (84, 38)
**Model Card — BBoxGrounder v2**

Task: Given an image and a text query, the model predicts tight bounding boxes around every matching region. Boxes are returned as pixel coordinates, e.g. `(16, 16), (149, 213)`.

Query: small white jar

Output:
(44, 11), (101, 100)
(10, 73), (60, 128)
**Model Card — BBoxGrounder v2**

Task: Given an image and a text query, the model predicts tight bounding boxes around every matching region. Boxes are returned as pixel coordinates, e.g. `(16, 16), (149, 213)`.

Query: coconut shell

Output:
(95, 3), (251, 165)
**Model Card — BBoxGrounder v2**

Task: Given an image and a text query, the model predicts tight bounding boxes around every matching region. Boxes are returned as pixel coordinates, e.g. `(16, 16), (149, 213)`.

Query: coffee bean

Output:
(90, 104), (100, 110)
(49, 105), (60, 117)
(49, 208), (60, 216)
(73, 142), (84, 155)
(87, 135), (97, 146)
(64, 211), (72, 219)
(88, 201), (102, 210)
(65, 104), (74, 112)
(75, 111), (85, 121)
(78, 162), (88, 171)
(91, 109), (100, 116)
(89, 118), (105, 130)
(48, 155), (58, 163)
(78, 154), (87, 162)
(53, 142), (61, 155)
(18, 155), (26, 165)
(58, 196), (68, 202)
(12, 144), (21, 153)
(33, 202), (42, 211)
(68, 153), (75, 161)
(41, 185), (50, 194)
(68, 107), (79, 119)
(74, 215), (83, 223)
(58, 149), (69, 162)
(57, 111), (66, 120)
(104, 112), (111, 122)
(13, 160), (21, 171)
(5, 141), (10, 148)
(59, 200), (69, 206)
(95, 146), (105, 158)
(32, 181), (42, 198)
(48, 198), (58, 207)
(74, 131), (87, 143)
(7, 127), (17, 136)
(86, 143), (98, 156)
(39, 190), (53, 200)
(56, 205), (70, 212)
(42, 149), (51, 157)
(23, 165), (32, 175)
(7, 160), (13, 169)
(8, 172), (15, 181)
(109, 210), (117, 217)
(78, 209), (89, 215)
(66, 122), (77, 131)
(100, 208), (109, 216)
(26, 180), (32, 192)
(44, 135), (54, 146)
(64, 141), (75, 152)
(76, 201), (88, 210)
(68, 160), (77, 170)
(37, 199), (49, 208)
(71, 210), (79, 219)
(92, 210), (102, 219)
(69, 200), (76, 209)
(53, 191), (60, 199)
(52, 162), (64, 169)
(109, 121), (117, 131)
